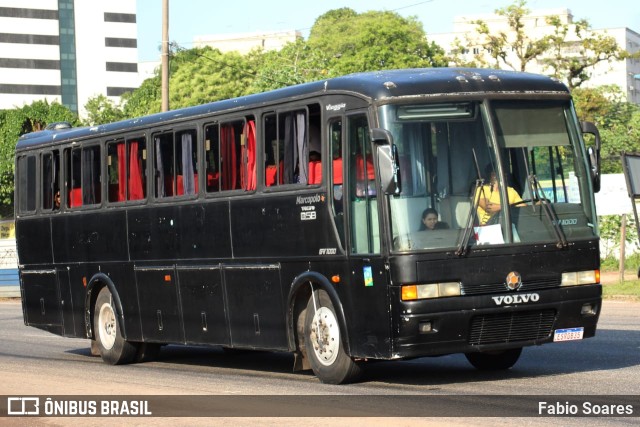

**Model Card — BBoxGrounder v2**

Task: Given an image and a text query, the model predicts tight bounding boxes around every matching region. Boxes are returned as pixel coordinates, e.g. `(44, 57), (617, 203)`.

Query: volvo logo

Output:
(492, 293), (540, 305)
(505, 271), (522, 291)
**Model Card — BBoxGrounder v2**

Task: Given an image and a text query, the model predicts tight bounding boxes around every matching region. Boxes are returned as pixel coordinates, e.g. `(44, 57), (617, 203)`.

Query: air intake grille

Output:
(469, 309), (556, 345)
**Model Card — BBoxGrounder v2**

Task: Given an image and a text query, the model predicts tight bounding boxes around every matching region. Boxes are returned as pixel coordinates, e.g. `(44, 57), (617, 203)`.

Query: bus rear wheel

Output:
(465, 348), (522, 370)
(94, 287), (138, 365)
(304, 289), (361, 384)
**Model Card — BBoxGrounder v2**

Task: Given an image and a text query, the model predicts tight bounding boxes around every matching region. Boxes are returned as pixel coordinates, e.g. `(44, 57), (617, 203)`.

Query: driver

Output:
(475, 164), (523, 225)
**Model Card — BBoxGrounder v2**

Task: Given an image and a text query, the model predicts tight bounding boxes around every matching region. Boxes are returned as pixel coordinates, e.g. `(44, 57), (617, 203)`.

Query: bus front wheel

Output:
(94, 287), (137, 365)
(465, 348), (522, 370)
(304, 289), (361, 384)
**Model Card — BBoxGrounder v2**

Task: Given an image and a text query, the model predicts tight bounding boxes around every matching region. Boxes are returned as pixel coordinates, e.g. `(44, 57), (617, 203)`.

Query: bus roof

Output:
(16, 67), (569, 151)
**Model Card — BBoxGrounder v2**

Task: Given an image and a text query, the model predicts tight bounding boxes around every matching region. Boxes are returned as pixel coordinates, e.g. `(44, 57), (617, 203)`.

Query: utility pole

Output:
(161, 0), (169, 112)
(620, 213), (627, 283)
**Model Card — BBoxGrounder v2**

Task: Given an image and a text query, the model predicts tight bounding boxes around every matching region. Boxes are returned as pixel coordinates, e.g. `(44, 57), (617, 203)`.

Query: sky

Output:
(135, 0), (640, 62)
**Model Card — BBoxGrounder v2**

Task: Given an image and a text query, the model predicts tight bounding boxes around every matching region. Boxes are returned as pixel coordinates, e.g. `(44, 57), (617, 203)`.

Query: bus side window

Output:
(242, 119), (257, 191)
(154, 132), (174, 198)
(127, 138), (146, 200)
(219, 120), (244, 191)
(41, 151), (60, 211)
(175, 129), (198, 196)
(108, 138), (147, 202)
(263, 113), (279, 186)
(81, 146), (101, 206)
(263, 105), (320, 187)
(65, 148), (78, 208)
(205, 118), (254, 193)
(308, 119), (321, 185)
(64, 145), (101, 208)
(204, 123), (220, 193)
(348, 114), (379, 254)
(107, 140), (125, 202)
(17, 155), (37, 214)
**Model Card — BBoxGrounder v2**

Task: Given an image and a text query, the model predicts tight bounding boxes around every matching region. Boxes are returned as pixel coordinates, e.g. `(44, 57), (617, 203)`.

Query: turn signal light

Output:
(401, 285), (418, 301)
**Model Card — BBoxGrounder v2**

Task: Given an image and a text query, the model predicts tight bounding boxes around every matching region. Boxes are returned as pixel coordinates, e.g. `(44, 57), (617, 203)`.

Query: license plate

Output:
(553, 327), (584, 342)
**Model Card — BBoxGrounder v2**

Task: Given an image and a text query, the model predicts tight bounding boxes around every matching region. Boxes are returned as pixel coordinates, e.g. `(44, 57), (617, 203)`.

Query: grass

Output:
(602, 281), (640, 300)
(601, 269), (640, 301)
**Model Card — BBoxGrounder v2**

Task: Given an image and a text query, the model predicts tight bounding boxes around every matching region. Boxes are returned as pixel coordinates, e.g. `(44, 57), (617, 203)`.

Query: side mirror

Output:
(581, 121), (601, 193)
(370, 128), (401, 195)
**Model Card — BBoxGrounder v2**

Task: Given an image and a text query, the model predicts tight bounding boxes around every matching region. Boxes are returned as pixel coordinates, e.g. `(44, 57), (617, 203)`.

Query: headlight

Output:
(401, 282), (461, 301)
(561, 270), (599, 286)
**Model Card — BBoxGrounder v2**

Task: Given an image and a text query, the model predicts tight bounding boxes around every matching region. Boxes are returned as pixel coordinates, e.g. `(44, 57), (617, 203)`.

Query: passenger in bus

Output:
(475, 164), (523, 225)
(307, 124), (322, 184)
(309, 150), (320, 161)
(419, 208), (448, 231)
(53, 190), (61, 210)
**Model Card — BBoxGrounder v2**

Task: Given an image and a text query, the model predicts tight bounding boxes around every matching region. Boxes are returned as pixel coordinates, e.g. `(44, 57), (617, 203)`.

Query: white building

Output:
(429, 9), (640, 104)
(193, 30), (301, 55)
(0, 0), (143, 116)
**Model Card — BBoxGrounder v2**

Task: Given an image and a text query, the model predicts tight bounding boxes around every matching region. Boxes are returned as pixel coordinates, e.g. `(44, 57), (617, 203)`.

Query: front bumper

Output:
(391, 284), (601, 359)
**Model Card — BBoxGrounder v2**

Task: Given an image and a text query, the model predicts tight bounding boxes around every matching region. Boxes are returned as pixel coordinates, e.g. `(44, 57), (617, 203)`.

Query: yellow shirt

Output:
(474, 185), (523, 225)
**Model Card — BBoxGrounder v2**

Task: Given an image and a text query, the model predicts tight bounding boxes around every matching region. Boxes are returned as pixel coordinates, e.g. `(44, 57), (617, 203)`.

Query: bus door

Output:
(344, 113), (390, 357)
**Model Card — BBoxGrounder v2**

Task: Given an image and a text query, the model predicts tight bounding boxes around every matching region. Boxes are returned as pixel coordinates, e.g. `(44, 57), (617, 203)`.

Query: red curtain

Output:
(242, 120), (256, 191)
(221, 126), (237, 190)
(128, 142), (144, 200)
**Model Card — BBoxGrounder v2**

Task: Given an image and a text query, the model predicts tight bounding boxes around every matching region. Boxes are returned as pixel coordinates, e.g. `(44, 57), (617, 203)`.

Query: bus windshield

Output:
(379, 100), (598, 252)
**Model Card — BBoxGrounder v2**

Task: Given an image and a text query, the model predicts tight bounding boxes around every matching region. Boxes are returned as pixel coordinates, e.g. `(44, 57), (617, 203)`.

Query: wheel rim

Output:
(310, 306), (340, 366)
(98, 302), (117, 350)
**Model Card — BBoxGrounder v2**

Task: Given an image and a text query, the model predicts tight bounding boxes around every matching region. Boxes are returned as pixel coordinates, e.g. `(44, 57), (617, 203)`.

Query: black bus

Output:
(15, 68), (602, 384)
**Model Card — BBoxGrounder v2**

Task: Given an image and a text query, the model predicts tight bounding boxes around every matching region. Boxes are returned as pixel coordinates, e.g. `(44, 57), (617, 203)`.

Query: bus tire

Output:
(465, 347), (522, 370)
(94, 287), (137, 365)
(304, 289), (361, 384)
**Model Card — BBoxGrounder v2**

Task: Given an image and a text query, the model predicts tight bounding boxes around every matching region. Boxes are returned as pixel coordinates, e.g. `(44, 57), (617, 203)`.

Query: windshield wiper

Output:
(456, 178), (484, 256)
(529, 174), (568, 248)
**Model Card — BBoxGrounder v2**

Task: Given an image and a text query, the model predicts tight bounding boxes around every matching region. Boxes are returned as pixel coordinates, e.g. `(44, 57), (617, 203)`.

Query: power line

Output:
(390, 0), (434, 13)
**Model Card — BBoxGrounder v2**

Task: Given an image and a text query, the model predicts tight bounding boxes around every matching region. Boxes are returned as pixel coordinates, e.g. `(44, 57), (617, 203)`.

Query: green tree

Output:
(543, 16), (627, 89)
(599, 110), (640, 173)
(83, 94), (126, 126)
(0, 101), (77, 216)
(168, 47), (256, 108)
(121, 47), (257, 116)
(447, 0), (629, 89)
(250, 8), (446, 92)
(307, 8), (446, 77)
(599, 214), (637, 259)
(122, 73), (162, 118)
(478, 0), (550, 71)
(248, 39), (328, 92)
(572, 86), (640, 173)
(449, 0), (549, 71)
(571, 85), (626, 125)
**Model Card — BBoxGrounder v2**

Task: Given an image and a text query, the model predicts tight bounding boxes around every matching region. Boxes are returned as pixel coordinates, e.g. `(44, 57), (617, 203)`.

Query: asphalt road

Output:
(0, 299), (638, 426)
